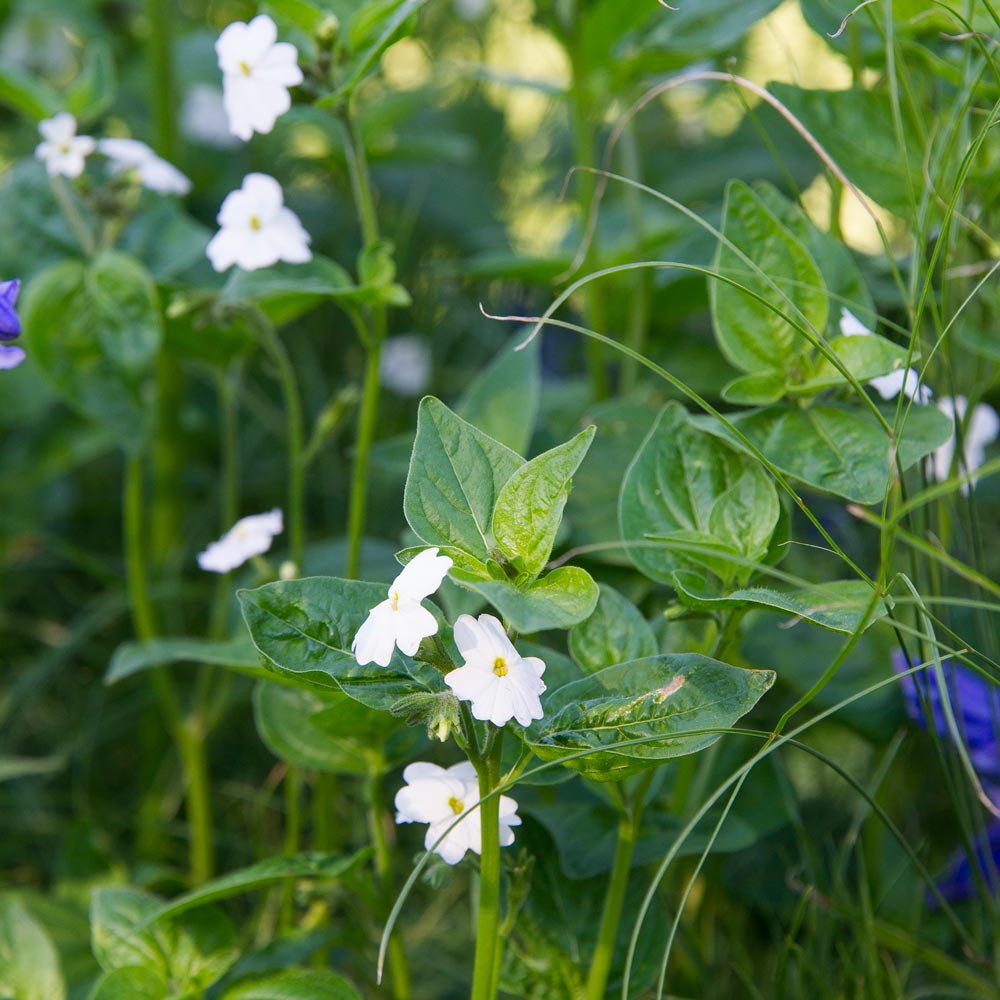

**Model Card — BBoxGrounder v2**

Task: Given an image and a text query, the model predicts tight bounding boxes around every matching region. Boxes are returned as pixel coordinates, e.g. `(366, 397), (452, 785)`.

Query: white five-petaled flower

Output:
(445, 614), (546, 728)
(931, 396), (1000, 495)
(352, 548), (453, 667)
(197, 508), (283, 573)
(216, 15), (303, 141)
(206, 173), (312, 272)
(838, 308), (932, 404)
(98, 138), (191, 196)
(394, 761), (520, 865)
(35, 112), (96, 178)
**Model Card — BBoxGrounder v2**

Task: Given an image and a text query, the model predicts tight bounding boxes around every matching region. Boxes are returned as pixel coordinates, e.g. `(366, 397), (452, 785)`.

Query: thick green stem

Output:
(471, 732), (505, 1000)
(146, 0), (177, 159)
(585, 812), (637, 1000)
(368, 764), (412, 1000)
(345, 340), (382, 579)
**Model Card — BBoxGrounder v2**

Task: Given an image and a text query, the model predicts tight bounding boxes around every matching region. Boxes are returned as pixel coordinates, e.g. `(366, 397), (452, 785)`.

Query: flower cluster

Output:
(352, 549), (546, 863)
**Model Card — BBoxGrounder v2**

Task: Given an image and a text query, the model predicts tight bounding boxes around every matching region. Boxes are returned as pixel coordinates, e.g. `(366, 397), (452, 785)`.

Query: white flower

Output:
(379, 335), (432, 397)
(838, 307), (931, 403)
(206, 173), (312, 272)
(98, 138), (191, 196)
(931, 396), (1000, 495)
(394, 761), (520, 865)
(352, 548), (453, 667)
(197, 508), (283, 573)
(216, 15), (303, 141)
(181, 85), (241, 149)
(35, 113), (96, 178)
(445, 614), (546, 728)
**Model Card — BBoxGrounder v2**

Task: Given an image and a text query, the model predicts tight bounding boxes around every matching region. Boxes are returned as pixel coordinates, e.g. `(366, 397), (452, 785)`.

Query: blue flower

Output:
(0, 278), (24, 371)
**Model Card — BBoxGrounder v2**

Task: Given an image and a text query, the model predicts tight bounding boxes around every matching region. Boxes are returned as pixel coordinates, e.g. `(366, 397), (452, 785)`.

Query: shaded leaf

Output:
(106, 636), (264, 686)
(0, 897), (65, 1000)
(471, 566), (599, 633)
(569, 585), (657, 674)
(222, 969), (362, 1000)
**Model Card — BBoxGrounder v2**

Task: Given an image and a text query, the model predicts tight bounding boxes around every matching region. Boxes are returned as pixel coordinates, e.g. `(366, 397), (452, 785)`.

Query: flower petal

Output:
(393, 547), (453, 602)
(351, 601), (398, 667)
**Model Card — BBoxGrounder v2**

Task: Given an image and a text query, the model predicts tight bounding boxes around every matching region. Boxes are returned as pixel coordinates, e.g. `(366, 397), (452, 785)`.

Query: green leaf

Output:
(619, 403), (779, 586)
(0, 64), (60, 120)
(799, 334), (914, 393)
(694, 402), (953, 504)
(90, 889), (238, 991)
(266, 0), (331, 34)
(492, 426), (595, 577)
(721, 371), (788, 405)
(106, 636), (265, 686)
(770, 84), (920, 220)
(404, 396), (524, 561)
(528, 654), (775, 781)
(120, 200), (211, 283)
(395, 545), (492, 584)
(644, 0), (782, 54)
(673, 577), (891, 634)
(65, 42), (117, 124)
(456, 338), (541, 455)
(569, 585), (657, 674)
(238, 577), (444, 709)
(711, 180), (827, 377)
(470, 566), (599, 633)
(0, 897), (66, 1000)
(24, 251), (162, 453)
(148, 852), (368, 925)
(336, 0), (430, 98)
(87, 967), (168, 1000)
(253, 683), (393, 774)
(222, 969), (362, 1000)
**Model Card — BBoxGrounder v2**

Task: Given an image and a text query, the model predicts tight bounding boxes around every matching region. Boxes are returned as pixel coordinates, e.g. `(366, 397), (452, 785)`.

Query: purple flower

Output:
(0, 345), (25, 370)
(0, 279), (20, 340)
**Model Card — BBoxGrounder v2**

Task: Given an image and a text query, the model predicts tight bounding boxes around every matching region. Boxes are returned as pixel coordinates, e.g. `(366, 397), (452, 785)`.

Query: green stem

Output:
(209, 362), (242, 639)
(345, 339), (382, 579)
(584, 811), (637, 1000)
(259, 323), (306, 571)
(177, 715), (214, 884)
(280, 765), (303, 930)
(471, 731), (505, 1000)
(368, 763), (412, 1000)
(145, 0), (177, 159)
(50, 176), (95, 256)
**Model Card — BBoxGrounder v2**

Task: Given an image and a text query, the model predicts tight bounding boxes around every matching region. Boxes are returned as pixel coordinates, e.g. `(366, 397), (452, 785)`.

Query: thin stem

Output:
(145, 0), (177, 159)
(368, 763), (412, 1000)
(280, 765), (302, 930)
(50, 176), (95, 256)
(209, 362), (242, 639)
(177, 715), (214, 884)
(345, 338), (382, 579)
(471, 730), (505, 1000)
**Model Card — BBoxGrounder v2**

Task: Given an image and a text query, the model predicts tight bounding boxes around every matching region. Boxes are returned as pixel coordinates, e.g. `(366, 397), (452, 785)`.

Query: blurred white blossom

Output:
(931, 396), (1000, 495)
(198, 509), (283, 573)
(216, 15), (303, 141)
(206, 173), (312, 272)
(379, 335), (432, 397)
(35, 113), (95, 178)
(394, 761), (520, 865)
(181, 85), (240, 149)
(446, 614), (546, 727)
(352, 548), (453, 667)
(98, 138), (191, 196)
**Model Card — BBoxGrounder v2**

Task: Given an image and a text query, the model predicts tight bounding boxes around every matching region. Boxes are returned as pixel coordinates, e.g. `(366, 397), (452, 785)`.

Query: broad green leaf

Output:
(65, 42), (116, 124)
(106, 636), (264, 686)
(253, 683), (392, 774)
(471, 566), (599, 633)
(694, 402), (953, 504)
(528, 654), (775, 781)
(0, 897), (65, 1000)
(721, 371), (787, 406)
(644, 0), (782, 54)
(24, 251), (162, 453)
(120, 199), (211, 283)
(222, 969), (362, 1000)
(800, 334), (914, 393)
(493, 426), (595, 577)
(456, 338), (540, 455)
(90, 889), (238, 991)
(149, 852), (368, 924)
(619, 403), (779, 586)
(87, 967), (168, 1000)
(711, 180), (827, 376)
(266, 0), (331, 34)
(336, 0), (429, 98)
(770, 84), (921, 219)
(568, 585), (657, 674)
(0, 65), (60, 120)
(404, 396), (524, 561)
(673, 577), (890, 635)
(238, 577), (444, 709)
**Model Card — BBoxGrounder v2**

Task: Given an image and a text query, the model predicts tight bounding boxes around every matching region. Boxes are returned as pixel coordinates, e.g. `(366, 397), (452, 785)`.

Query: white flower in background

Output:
(379, 335), (432, 397)
(98, 138), (191, 196)
(352, 548), (453, 667)
(34, 112), (96, 178)
(206, 173), (312, 272)
(445, 614), (546, 727)
(838, 307), (932, 403)
(197, 508), (283, 573)
(394, 761), (520, 865)
(216, 15), (303, 141)
(931, 396), (1000, 495)
(181, 85), (241, 149)
(455, 0), (490, 20)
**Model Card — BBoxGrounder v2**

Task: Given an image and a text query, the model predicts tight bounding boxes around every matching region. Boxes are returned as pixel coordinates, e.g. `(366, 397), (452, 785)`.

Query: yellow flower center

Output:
(249, 215), (262, 231)
(390, 589), (400, 611)
(447, 796), (464, 815)
(59, 141), (71, 154)
(239, 59), (252, 76)
(493, 657), (508, 677)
